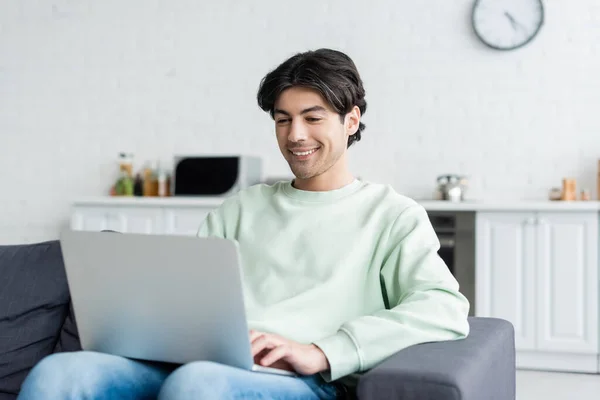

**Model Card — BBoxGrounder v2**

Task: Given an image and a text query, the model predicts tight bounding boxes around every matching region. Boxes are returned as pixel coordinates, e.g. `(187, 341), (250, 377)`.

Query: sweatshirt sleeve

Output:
(196, 195), (242, 239)
(313, 204), (470, 382)
(196, 210), (225, 238)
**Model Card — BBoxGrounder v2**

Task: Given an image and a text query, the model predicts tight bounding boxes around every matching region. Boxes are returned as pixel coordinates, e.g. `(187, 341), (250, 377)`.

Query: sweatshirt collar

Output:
(281, 179), (364, 202)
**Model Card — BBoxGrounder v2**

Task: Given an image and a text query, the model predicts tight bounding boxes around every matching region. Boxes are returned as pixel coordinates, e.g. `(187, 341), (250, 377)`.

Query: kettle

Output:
(435, 174), (468, 202)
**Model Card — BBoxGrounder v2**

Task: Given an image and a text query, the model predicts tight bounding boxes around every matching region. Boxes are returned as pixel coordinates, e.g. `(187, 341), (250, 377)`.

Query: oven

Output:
(427, 211), (476, 316)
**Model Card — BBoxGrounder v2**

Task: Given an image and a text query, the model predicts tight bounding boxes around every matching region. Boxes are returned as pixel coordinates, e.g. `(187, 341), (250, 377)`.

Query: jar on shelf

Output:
(118, 153), (134, 178)
(548, 187), (562, 201)
(561, 178), (577, 201)
(581, 189), (591, 201)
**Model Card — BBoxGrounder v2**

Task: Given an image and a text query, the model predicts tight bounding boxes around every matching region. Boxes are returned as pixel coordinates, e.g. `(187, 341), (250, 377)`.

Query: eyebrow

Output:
(273, 105), (328, 116)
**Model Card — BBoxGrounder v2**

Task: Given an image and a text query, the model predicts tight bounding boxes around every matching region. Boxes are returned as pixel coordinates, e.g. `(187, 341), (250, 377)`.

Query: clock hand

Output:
(504, 11), (518, 31)
(504, 11), (527, 33)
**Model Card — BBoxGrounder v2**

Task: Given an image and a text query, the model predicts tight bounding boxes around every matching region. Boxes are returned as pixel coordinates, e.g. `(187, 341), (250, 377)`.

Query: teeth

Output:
(292, 148), (318, 156)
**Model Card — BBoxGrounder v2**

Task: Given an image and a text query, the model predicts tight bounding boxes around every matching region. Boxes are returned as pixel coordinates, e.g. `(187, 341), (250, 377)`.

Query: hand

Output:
(250, 330), (330, 376)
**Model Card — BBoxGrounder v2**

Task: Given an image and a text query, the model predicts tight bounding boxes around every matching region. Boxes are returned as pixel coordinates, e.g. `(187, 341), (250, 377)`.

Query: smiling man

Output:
(193, 49), (471, 397)
(18, 49), (469, 400)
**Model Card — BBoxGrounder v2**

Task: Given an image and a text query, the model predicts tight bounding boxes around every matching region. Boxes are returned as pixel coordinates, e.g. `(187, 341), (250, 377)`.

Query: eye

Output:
(306, 117), (322, 122)
(276, 119), (290, 125)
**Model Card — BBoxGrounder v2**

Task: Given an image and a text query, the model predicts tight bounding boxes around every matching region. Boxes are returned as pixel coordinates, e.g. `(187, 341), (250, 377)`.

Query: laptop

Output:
(59, 229), (295, 377)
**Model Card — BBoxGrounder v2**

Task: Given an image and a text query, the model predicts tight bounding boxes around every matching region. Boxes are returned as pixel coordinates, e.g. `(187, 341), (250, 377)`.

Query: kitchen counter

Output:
(417, 200), (600, 211)
(73, 196), (225, 207)
(73, 197), (600, 211)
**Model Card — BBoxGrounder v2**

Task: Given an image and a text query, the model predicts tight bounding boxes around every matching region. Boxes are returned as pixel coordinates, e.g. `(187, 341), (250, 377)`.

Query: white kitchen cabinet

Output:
(70, 198), (222, 236)
(476, 210), (599, 372)
(71, 207), (164, 234)
(476, 212), (537, 351)
(71, 207), (118, 232)
(536, 212), (598, 354)
(163, 208), (211, 236)
(115, 208), (164, 234)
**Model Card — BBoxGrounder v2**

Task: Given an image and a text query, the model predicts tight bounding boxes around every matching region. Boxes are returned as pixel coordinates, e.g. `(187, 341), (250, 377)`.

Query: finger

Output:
(250, 330), (264, 343)
(249, 330), (262, 342)
(251, 333), (283, 346)
(253, 348), (271, 364)
(260, 344), (291, 367)
(251, 335), (277, 357)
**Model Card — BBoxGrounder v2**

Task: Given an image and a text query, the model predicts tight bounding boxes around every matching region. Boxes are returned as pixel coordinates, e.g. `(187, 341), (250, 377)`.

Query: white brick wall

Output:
(1, 0), (600, 244)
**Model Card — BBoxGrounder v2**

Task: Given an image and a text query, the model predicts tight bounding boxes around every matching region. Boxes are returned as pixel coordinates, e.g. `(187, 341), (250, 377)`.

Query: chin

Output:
(288, 159), (331, 181)
(290, 169), (316, 180)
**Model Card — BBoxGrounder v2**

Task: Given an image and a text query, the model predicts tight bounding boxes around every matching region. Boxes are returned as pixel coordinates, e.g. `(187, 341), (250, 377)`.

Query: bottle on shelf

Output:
(142, 162), (159, 197)
(112, 152), (135, 196)
(157, 164), (168, 197)
(133, 173), (144, 196)
(115, 169), (134, 196)
(118, 152), (134, 178)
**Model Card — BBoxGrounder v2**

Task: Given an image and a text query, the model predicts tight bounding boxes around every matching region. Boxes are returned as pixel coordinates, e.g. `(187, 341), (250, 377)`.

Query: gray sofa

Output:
(0, 240), (516, 399)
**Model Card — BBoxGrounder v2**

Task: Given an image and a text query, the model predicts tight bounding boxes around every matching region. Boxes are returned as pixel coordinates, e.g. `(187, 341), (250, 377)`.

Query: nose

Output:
(288, 119), (308, 143)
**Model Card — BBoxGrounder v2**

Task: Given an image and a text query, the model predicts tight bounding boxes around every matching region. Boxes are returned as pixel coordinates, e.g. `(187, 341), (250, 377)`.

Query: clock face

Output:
(472, 0), (544, 50)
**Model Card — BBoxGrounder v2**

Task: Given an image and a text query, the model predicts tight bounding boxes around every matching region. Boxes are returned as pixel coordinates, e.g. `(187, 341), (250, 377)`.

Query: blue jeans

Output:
(18, 351), (342, 399)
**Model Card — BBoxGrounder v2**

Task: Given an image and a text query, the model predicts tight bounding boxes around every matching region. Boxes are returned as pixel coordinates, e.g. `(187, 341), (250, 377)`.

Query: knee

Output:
(19, 351), (115, 399)
(21, 353), (75, 389)
(158, 361), (233, 399)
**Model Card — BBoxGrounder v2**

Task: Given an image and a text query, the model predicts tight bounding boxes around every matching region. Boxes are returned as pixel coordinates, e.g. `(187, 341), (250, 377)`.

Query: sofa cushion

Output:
(53, 302), (82, 353)
(0, 241), (72, 397)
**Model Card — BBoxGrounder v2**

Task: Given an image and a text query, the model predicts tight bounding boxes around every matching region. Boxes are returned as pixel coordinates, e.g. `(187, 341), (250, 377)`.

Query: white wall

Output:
(1, 0), (599, 244)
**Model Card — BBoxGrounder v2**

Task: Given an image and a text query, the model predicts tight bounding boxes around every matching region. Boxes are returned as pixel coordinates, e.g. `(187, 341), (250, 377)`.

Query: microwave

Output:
(172, 155), (263, 196)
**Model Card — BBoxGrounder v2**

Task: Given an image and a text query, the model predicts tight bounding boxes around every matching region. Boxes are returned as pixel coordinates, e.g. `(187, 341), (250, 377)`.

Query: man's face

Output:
(273, 87), (355, 181)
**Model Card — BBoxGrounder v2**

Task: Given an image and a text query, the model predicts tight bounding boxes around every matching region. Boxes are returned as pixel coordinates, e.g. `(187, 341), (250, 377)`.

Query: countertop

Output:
(73, 197), (600, 212)
(416, 200), (600, 211)
(73, 196), (226, 207)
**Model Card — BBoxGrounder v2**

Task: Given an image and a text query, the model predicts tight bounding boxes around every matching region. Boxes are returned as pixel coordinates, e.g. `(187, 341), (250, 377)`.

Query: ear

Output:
(345, 106), (361, 136)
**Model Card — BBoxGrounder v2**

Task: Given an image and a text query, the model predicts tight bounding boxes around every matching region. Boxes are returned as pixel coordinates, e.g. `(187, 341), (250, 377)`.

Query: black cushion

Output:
(0, 241), (73, 397)
(53, 302), (81, 353)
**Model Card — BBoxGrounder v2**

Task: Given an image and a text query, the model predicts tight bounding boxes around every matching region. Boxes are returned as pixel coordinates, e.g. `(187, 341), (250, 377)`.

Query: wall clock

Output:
(472, 0), (544, 50)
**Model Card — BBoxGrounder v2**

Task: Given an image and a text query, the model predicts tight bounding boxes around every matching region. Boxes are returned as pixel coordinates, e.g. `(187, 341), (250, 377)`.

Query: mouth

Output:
(288, 147), (320, 161)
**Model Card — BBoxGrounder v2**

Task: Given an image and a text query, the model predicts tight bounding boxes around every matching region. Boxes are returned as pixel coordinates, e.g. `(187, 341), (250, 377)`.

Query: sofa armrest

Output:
(355, 317), (515, 400)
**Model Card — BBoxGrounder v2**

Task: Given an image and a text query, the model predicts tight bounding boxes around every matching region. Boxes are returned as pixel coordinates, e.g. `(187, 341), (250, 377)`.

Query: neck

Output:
(292, 155), (355, 192)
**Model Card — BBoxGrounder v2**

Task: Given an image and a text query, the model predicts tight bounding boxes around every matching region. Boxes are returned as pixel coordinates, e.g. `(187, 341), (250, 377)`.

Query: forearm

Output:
(314, 286), (469, 381)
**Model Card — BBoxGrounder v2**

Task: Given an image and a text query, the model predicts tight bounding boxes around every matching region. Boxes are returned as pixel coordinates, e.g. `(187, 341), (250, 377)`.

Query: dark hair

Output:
(257, 48), (367, 148)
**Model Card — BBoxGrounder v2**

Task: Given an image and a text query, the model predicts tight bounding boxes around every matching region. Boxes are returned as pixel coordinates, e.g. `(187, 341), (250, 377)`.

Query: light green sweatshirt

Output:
(197, 179), (470, 382)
